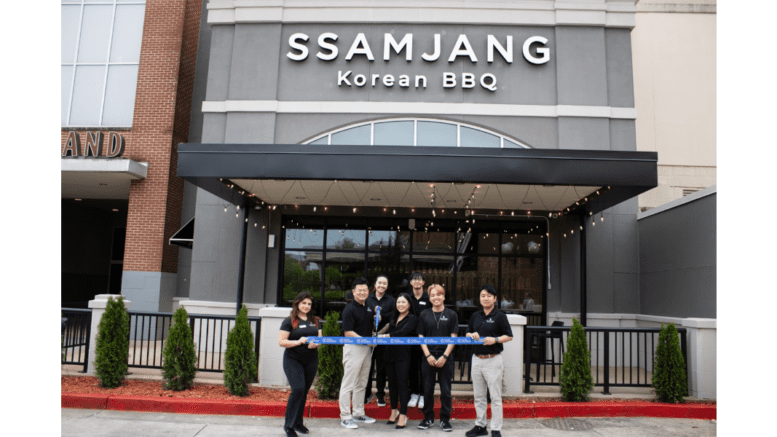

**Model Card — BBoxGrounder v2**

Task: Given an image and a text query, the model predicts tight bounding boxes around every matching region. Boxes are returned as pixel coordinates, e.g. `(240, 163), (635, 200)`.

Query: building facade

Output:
(62, 0), (716, 328)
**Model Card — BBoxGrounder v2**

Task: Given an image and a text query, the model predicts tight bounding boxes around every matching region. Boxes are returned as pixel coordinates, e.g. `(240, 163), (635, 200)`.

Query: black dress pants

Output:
(385, 358), (410, 415)
(364, 345), (387, 402)
(409, 345), (424, 395)
(421, 356), (453, 422)
(282, 353), (318, 432)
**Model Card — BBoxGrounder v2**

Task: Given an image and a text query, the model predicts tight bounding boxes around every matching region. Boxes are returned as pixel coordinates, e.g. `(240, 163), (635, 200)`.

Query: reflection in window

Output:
(417, 121), (456, 147)
(61, 0), (147, 127)
(305, 119), (530, 149)
(326, 229), (367, 250)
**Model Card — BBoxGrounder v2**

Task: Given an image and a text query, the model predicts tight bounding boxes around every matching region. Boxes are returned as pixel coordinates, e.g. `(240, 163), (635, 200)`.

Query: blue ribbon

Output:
(309, 336), (483, 345)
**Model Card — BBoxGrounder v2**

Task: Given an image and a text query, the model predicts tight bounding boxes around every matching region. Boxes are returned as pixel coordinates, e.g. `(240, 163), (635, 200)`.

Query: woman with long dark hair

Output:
(279, 292), (322, 437)
(377, 292), (417, 429)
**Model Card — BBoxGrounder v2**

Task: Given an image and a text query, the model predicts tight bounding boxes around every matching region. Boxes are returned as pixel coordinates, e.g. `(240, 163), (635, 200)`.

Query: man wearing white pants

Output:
(465, 284), (513, 437)
(339, 277), (377, 429)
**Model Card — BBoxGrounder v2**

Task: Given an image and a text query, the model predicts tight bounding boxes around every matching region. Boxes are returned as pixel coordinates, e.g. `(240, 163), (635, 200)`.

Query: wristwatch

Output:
(442, 354), (449, 360)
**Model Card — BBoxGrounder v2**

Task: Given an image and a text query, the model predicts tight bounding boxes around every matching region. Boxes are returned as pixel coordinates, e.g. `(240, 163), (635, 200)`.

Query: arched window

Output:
(305, 118), (532, 148)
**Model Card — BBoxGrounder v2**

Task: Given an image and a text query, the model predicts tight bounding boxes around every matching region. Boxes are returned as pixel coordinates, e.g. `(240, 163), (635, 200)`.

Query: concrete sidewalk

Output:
(62, 409), (716, 437)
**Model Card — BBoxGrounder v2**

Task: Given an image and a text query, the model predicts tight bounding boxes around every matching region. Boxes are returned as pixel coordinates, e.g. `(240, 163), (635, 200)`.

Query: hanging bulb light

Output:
(236, 205), (240, 210)
(224, 206), (228, 213)
(353, 207), (357, 213)
(592, 220), (595, 226)
(393, 209), (396, 215)
(254, 223), (257, 227)
(235, 212), (239, 218)
(580, 225), (583, 230)
(571, 229), (574, 234)
(245, 217), (248, 223)
(313, 206), (317, 212)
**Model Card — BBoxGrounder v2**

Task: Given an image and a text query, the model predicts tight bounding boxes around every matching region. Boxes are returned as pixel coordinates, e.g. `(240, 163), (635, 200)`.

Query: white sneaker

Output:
(407, 394), (419, 408)
(341, 419), (358, 429)
(353, 415), (376, 424)
(418, 395), (425, 409)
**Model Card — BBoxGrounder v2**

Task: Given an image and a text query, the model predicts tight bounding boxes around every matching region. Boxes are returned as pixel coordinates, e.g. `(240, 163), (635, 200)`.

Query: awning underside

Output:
(177, 144), (658, 215)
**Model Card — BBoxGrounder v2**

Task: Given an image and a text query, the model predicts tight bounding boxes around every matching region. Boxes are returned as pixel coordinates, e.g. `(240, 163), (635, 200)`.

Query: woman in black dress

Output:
(377, 293), (417, 429)
(279, 292), (322, 437)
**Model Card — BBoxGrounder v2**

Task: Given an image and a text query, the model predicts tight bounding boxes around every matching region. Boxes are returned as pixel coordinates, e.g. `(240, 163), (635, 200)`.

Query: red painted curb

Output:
(62, 394), (716, 420)
(62, 393), (109, 410)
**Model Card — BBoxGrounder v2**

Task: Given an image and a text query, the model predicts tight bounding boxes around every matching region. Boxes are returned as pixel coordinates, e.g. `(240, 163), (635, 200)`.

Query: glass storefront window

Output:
(279, 217), (547, 324)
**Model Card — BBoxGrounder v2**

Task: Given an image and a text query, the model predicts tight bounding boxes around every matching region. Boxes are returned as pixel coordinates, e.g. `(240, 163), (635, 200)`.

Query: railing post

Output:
(524, 328), (533, 394)
(602, 330), (610, 395)
(86, 295), (131, 375)
(81, 312), (92, 373)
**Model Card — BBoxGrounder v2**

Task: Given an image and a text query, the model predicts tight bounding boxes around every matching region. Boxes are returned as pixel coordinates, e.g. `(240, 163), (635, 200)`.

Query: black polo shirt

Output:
(342, 299), (375, 338)
(417, 307), (458, 356)
(366, 292), (396, 331)
(409, 291), (431, 317)
(279, 317), (320, 361)
(466, 308), (513, 355)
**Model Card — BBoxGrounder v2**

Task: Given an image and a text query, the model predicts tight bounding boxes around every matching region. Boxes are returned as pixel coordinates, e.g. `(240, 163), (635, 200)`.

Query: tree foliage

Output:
(223, 305), (258, 396)
(559, 318), (594, 402)
(94, 296), (130, 388)
(315, 311), (343, 399)
(652, 323), (688, 403)
(161, 307), (198, 391)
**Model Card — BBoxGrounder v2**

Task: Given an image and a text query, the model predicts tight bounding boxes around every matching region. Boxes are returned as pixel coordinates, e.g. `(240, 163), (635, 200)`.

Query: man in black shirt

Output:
(363, 275), (395, 406)
(464, 284), (513, 437)
(339, 278), (377, 429)
(407, 272), (431, 409)
(416, 284), (458, 432)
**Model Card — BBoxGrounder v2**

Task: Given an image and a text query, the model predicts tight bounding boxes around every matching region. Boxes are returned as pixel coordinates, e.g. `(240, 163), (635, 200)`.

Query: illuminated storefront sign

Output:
(287, 32), (550, 92)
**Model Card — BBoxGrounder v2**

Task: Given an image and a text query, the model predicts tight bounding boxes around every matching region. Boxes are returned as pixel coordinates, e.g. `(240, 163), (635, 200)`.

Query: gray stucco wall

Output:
(639, 191), (717, 318)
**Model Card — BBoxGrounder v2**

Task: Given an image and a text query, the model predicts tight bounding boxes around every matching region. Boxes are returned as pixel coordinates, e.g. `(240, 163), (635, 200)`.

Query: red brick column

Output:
(61, 0), (203, 277)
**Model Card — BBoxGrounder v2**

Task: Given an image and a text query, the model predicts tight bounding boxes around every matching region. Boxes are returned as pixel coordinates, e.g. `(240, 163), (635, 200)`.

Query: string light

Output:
(254, 223), (257, 227)
(313, 206), (317, 212)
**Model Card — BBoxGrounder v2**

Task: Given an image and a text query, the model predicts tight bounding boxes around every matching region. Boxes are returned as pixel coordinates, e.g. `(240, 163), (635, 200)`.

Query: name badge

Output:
(420, 302), (427, 305)
(299, 325), (307, 328)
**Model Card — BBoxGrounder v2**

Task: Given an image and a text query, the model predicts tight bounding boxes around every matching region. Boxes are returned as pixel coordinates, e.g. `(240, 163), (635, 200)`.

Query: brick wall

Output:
(61, 0), (203, 275)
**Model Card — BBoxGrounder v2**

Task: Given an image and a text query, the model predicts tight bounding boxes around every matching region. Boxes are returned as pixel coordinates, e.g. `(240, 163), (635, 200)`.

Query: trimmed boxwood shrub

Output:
(315, 311), (343, 399)
(161, 307), (198, 391)
(559, 318), (594, 402)
(652, 323), (688, 403)
(94, 296), (130, 388)
(224, 305), (258, 396)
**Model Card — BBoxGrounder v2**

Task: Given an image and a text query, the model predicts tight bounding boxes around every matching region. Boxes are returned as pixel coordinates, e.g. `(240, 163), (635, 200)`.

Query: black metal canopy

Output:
(177, 144), (657, 215)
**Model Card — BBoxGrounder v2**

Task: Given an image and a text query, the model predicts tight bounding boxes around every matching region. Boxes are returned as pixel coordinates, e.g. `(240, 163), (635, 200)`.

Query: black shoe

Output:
(285, 428), (298, 437)
(417, 419), (434, 429)
(376, 396), (386, 407)
(465, 425), (488, 437)
(441, 420), (453, 432)
(491, 431), (502, 437)
(293, 425), (309, 434)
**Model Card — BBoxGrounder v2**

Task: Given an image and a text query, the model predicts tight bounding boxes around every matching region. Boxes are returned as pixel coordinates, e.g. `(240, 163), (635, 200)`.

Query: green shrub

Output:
(315, 311), (343, 399)
(559, 318), (594, 402)
(652, 323), (688, 403)
(161, 307), (198, 391)
(94, 296), (130, 388)
(224, 305), (258, 396)
(324, 289), (346, 301)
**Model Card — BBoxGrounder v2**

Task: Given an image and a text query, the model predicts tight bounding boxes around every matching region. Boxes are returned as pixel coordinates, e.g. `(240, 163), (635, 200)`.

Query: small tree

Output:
(652, 323), (688, 403)
(94, 296), (130, 388)
(315, 311), (343, 399)
(224, 305), (258, 396)
(559, 318), (594, 402)
(161, 307), (198, 391)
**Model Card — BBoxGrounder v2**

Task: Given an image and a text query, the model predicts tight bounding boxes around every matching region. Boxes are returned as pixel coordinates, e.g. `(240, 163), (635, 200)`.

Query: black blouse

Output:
(279, 317), (320, 361)
(383, 313), (418, 363)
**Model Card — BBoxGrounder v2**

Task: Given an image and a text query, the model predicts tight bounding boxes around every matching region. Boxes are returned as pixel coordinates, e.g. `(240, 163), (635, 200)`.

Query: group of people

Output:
(278, 272), (513, 437)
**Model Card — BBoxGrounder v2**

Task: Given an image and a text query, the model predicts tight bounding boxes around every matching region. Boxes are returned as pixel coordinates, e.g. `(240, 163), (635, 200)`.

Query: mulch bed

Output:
(61, 375), (715, 405)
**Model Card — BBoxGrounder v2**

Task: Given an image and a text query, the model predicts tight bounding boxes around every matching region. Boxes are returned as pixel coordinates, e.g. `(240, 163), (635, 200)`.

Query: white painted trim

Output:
(202, 100), (637, 119)
(637, 184), (716, 220)
(206, 0), (636, 28)
(546, 311), (717, 329)
(61, 158), (149, 179)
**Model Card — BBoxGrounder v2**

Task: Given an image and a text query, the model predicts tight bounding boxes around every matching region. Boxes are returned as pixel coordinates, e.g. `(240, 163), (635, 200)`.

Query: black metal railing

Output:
(452, 324), (473, 384)
(126, 311), (261, 373)
(524, 325), (687, 394)
(61, 308), (92, 373)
